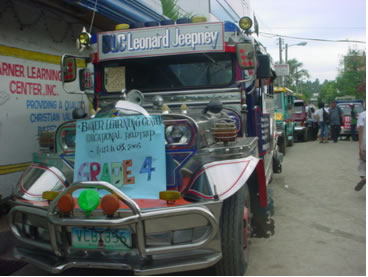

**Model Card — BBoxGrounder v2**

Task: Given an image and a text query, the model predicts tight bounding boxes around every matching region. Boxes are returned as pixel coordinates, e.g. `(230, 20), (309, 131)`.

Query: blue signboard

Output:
(73, 115), (166, 199)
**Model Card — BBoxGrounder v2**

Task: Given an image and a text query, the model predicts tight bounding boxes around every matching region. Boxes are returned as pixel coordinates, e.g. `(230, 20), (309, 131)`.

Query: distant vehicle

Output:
(335, 97), (364, 139)
(293, 99), (311, 142)
(274, 86), (295, 155)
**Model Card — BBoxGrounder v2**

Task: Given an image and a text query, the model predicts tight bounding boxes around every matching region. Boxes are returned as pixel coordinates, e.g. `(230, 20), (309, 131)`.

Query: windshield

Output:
(338, 103), (364, 116)
(102, 53), (234, 92)
(294, 103), (304, 113)
(274, 93), (282, 109)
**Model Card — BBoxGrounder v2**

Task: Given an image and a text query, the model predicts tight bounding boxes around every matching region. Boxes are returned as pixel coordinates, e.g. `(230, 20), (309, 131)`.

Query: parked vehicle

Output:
(335, 97), (364, 140)
(293, 99), (311, 142)
(274, 86), (295, 155)
(9, 17), (280, 276)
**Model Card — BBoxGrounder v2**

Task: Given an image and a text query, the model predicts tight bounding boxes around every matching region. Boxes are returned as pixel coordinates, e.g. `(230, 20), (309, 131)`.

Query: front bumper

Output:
(294, 126), (306, 134)
(9, 181), (222, 275)
(340, 127), (351, 135)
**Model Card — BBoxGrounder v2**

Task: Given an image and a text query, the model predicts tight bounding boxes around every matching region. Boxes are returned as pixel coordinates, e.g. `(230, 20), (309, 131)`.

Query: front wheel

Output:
(288, 129), (294, 146)
(279, 133), (287, 156)
(214, 185), (250, 275)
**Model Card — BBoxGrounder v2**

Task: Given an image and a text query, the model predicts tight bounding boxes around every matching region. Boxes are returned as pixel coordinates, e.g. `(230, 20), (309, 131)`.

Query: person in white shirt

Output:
(355, 110), (366, 191)
(315, 102), (329, 143)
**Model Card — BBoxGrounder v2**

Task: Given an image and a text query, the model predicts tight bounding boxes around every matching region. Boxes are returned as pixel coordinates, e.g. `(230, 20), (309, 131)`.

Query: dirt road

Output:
(246, 139), (366, 276)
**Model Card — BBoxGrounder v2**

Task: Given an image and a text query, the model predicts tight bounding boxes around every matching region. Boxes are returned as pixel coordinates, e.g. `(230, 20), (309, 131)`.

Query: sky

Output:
(247, 0), (366, 82)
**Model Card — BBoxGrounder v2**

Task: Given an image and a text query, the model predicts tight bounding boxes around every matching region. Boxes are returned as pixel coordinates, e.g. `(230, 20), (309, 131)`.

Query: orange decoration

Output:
(58, 194), (75, 213)
(101, 194), (120, 215)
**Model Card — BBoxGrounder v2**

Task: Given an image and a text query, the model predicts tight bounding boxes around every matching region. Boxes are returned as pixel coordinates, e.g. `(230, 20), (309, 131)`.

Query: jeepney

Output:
(335, 97), (364, 140)
(293, 99), (310, 142)
(9, 17), (280, 275)
(274, 86), (295, 155)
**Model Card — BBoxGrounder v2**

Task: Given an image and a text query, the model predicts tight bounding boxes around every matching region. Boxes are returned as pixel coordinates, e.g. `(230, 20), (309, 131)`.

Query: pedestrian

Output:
(309, 107), (318, 140)
(315, 102), (329, 143)
(354, 109), (366, 191)
(350, 104), (358, 141)
(329, 100), (344, 143)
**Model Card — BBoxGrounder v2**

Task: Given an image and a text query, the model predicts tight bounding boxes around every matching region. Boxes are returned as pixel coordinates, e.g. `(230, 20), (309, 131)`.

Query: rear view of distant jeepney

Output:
(9, 16), (278, 275)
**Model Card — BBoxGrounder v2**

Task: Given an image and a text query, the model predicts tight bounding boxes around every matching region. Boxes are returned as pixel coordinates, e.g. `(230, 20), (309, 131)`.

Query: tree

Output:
(161, 0), (181, 20)
(336, 48), (366, 100)
(284, 58), (310, 88)
(160, 0), (195, 20)
(275, 58), (310, 91)
(319, 80), (338, 103)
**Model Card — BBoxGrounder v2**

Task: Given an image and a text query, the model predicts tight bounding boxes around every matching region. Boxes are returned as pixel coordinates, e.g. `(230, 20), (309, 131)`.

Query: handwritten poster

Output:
(73, 115), (166, 199)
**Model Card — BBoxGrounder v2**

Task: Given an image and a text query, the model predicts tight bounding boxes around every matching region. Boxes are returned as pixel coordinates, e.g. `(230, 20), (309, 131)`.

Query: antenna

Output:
(89, 0), (98, 34)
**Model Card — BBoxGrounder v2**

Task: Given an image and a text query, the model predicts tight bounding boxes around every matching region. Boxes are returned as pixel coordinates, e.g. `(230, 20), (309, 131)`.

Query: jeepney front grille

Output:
(13, 211), (51, 244)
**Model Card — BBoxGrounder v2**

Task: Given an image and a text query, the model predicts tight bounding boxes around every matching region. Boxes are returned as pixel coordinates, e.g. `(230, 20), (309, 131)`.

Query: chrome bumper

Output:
(9, 181), (222, 275)
(294, 126), (306, 133)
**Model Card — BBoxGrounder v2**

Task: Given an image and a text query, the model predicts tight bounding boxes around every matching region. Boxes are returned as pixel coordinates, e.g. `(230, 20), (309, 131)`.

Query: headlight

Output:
(57, 123), (76, 152)
(62, 130), (76, 148)
(79, 32), (91, 47)
(239, 16), (253, 30)
(164, 119), (195, 146)
(165, 125), (191, 144)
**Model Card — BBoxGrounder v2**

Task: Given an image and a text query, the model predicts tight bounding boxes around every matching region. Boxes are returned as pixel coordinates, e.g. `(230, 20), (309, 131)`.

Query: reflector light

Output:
(115, 24), (130, 30)
(58, 194), (75, 213)
(192, 16), (207, 23)
(42, 191), (59, 201)
(160, 191), (181, 201)
(78, 189), (100, 214)
(101, 194), (120, 215)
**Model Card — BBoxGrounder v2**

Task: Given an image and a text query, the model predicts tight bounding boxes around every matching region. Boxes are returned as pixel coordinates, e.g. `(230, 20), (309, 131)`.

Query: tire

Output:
(302, 129), (308, 142)
(288, 131), (294, 146)
(214, 185), (250, 275)
(279, 135), (286, 156)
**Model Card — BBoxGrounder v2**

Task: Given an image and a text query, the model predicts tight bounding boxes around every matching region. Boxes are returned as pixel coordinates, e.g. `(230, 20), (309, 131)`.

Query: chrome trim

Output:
(143, 87), (240, 96)
(11, 181), (219, 259)
(14, 247), (222, 275)
(9, 206), (52, 252)
(144, 100), (241, 108)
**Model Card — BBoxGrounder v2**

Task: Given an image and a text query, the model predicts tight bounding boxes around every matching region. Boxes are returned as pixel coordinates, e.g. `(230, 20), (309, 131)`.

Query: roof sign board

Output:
(274, 64), (290, 76)
(97, 22), (224, 61)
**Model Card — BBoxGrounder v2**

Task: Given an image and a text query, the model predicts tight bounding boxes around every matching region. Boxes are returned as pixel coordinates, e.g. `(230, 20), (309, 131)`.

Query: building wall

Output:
(0, 0), (164, 197)
(0, 0), (91, 196)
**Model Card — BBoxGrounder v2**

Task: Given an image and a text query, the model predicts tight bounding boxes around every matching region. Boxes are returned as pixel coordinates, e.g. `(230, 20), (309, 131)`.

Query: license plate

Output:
(72, 228), (132, 250)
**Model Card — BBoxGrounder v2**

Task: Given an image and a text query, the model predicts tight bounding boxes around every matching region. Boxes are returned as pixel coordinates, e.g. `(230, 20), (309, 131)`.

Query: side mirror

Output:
(256, 55), (272, 78)
(61, 54), (92, 94)
(61, 56), (77, 83)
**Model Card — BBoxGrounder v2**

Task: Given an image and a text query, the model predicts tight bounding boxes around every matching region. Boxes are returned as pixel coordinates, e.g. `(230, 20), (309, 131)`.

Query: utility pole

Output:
(279, 37), (283, 86)
(285, 43), (288, 63)
(279, 37), (283, 64)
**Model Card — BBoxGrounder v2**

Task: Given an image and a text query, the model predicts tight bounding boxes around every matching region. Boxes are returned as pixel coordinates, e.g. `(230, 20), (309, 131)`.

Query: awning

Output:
(63, 0), (165, 24)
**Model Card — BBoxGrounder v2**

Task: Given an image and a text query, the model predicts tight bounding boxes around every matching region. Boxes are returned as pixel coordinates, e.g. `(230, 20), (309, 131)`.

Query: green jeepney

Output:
(274, 86), (295, 155)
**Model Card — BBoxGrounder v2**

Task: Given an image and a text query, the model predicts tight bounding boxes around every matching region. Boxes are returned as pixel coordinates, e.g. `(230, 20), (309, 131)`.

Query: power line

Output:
(260, 32), (366, 44)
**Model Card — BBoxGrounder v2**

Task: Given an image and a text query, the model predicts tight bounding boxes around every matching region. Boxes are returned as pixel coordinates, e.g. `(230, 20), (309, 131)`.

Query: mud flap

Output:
(250, 187), (275, 238)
